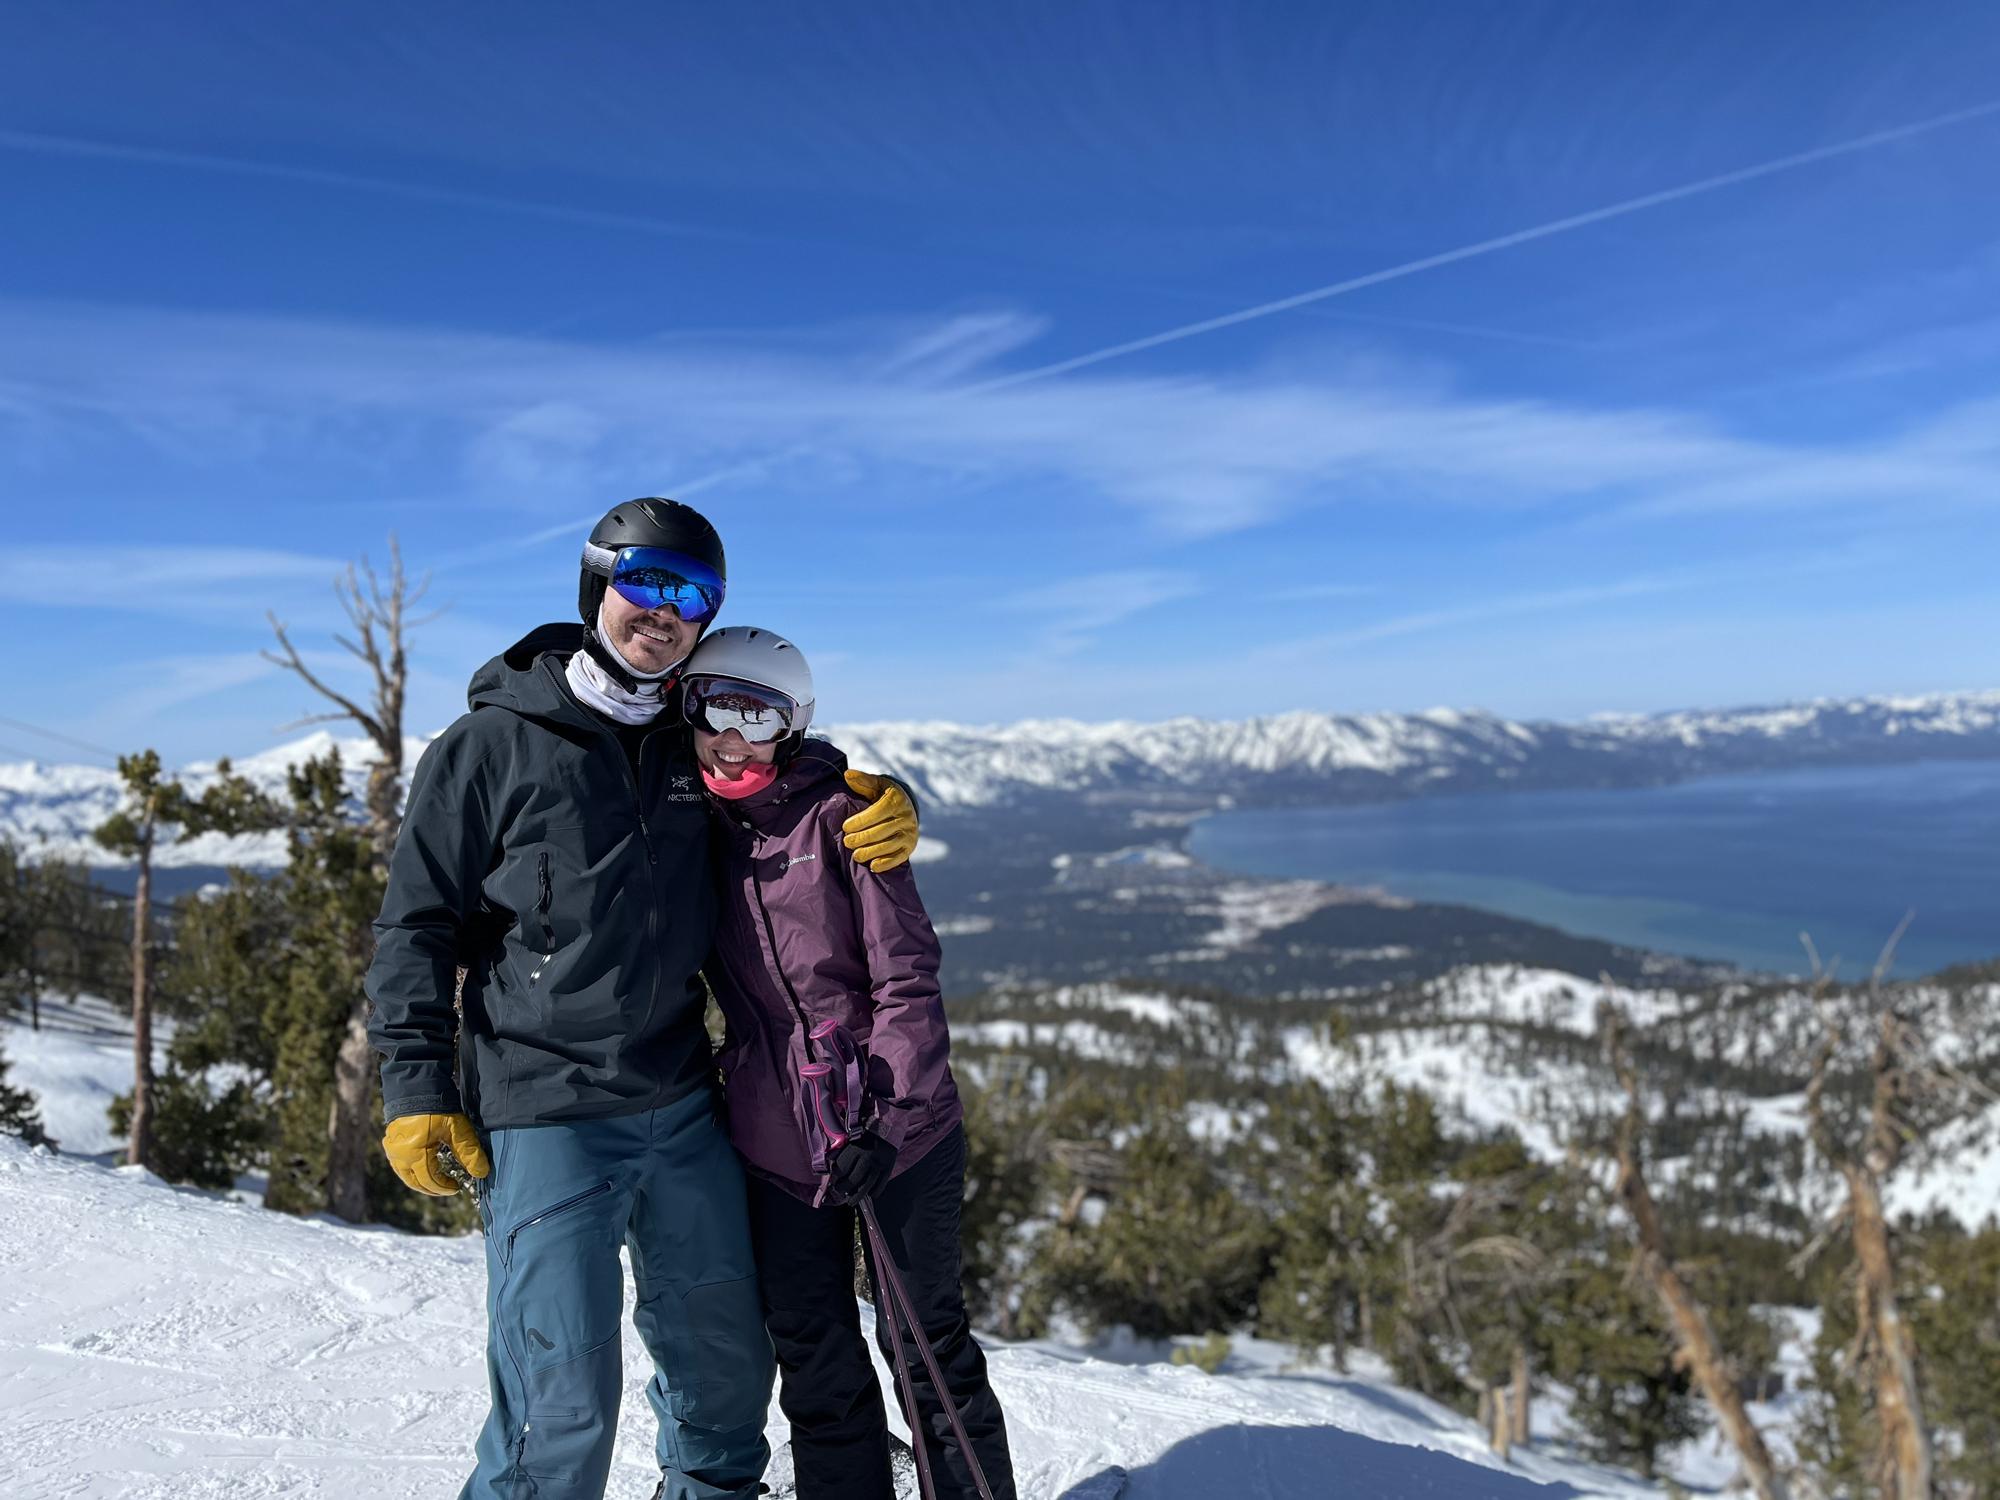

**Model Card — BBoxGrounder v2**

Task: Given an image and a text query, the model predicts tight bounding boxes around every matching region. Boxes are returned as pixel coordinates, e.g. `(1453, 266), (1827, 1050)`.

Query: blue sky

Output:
(2, 1), (1998, 767)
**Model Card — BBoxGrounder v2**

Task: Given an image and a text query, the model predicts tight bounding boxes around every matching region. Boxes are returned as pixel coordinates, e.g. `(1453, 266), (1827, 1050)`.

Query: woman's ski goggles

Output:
(581, 542), (726, 625)
(683, 674), (800, 743)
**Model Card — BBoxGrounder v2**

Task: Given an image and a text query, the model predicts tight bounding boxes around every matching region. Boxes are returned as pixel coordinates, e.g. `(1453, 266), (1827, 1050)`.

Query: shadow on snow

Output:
(1058, 1423), (1591, 1500)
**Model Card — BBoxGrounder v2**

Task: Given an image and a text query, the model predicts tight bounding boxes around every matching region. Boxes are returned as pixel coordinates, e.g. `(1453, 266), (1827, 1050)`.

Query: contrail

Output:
(431, 450), (808, 576)
(0, 127), (750, 243)
(966, 98), (2000, 394)
(0, 713), (121, 763)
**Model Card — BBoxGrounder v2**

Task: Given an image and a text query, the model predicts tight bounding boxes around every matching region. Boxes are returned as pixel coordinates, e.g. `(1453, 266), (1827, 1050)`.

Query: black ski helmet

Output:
(577, 496), (728, 626)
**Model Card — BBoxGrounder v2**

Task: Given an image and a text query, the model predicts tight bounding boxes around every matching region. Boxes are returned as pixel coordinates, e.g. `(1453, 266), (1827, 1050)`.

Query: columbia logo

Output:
(781, 853), (819, 871)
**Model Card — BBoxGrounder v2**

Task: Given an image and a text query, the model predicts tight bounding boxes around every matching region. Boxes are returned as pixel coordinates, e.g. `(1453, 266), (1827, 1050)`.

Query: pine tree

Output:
(263, 752), (382, 1215)
(94, 753), (278, 1172)
(1256, 1078), (1380, 1371)
(1541, 1259), (1703, 1478)
(107, 1069), (263, 1189)
(1037, 1083), (1274, 1341)
(957, 1066), (1055, 1334)
(93, 750), (187, 1171)
(0, 1041), (52, 1147)
(2, 840), (48, 1028)
(1905, 1226), (2000, 1498)
(116, 869), (292, 1190)
(1801, 1222), (2000, 1499)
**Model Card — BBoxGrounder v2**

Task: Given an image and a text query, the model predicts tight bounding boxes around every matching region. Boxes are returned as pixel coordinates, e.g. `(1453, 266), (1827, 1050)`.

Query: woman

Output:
(686, 625), (1017, 1500)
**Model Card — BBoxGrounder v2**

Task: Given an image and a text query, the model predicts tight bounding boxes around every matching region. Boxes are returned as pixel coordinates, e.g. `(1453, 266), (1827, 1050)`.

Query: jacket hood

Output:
(467, 622), (593, 724)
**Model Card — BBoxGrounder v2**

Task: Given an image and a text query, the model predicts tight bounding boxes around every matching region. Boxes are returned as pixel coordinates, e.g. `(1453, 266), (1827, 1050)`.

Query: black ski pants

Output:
(744, 1125), (1017, 1500)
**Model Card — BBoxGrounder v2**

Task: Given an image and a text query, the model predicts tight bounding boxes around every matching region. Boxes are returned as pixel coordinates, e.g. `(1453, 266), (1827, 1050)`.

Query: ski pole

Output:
(870, 1225), (939, 1500)
(861, 1198), (998, 1500)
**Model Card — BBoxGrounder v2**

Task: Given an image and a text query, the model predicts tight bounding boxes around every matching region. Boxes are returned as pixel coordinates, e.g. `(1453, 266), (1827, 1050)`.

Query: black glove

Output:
(830, 1130), (899, 1200)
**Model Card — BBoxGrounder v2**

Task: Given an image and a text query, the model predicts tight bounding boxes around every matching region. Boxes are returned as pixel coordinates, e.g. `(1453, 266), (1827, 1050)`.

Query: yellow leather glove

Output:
(842, 770), (920, 873)
(383, 1112), (491, 1197)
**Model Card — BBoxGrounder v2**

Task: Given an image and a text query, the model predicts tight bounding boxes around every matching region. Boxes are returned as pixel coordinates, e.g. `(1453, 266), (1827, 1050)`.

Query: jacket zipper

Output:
(504, 1180), (613, 1266)
(530, 851), (555, 986)
(741, 817), (821, 1060)
(622, 731), (662, 1041)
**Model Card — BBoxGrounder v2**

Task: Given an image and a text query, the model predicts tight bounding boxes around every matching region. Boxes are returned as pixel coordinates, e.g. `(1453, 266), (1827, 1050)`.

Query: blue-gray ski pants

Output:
(463, 1087), (775, 1499)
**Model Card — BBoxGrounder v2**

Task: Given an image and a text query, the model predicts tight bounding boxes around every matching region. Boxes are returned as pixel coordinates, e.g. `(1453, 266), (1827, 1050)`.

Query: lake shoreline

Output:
(1180, 757), (2000, 981)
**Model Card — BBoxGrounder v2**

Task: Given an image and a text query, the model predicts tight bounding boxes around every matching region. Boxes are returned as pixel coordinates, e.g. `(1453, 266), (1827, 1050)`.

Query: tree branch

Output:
(263, 614), (385, 740)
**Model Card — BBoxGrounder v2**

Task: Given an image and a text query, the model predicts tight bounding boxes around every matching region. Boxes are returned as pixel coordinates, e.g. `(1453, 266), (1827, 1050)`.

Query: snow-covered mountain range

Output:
(4, 689), (1997, 867)
(836, 688), (2000, 809)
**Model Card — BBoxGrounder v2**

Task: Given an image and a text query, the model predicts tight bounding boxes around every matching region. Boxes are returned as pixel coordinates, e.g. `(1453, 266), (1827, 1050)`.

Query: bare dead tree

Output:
(1600, 1003), (1791, 1500)
(1799, 921), (1935, 1500)
(1048, 1137), (1126, 1229)
(264, 538), (433, 1224)
(264, 540), (428, 862)
(1396, 1174), (1548, 1461)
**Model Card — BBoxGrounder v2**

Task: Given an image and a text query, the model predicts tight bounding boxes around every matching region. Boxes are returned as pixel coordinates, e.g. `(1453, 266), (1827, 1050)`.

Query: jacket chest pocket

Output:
(534, 850), (555, 951)
(488, 829), (587, 961)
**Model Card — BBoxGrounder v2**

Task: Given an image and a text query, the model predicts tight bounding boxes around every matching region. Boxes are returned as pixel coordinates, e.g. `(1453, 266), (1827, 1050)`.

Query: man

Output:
(365, 497), (921, 1500)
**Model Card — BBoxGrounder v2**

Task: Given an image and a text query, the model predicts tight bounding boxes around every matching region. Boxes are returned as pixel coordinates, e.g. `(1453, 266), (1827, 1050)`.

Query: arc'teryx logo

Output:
(671, 775), (693, 792)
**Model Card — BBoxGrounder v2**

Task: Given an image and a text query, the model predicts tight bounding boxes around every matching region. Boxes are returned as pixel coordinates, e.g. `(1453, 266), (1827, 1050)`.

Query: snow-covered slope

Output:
(4, 690), (1998, 864)
(0, 1137), (1659, 1499)
(0, 992), (161, 1156)
(951, 965), (2000, 1232)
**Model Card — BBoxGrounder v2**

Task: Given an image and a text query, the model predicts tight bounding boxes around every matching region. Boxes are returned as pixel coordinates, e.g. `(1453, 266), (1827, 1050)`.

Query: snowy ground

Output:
(7, 982), (1851, 1496)
(0, 1138), (1669, 1499)
(2, 992), (161, 1157)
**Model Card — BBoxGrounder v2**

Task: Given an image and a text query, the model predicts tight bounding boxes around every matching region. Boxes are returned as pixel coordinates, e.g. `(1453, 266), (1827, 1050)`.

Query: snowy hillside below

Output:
(950, 964), (2000, 1233)
(4, 689), (1999, 866)
(0, 1137), (1667, 1499)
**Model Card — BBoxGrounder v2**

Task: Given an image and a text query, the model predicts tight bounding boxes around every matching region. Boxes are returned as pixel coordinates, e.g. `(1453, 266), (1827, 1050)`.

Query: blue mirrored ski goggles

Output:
(582, 543), (726, 625)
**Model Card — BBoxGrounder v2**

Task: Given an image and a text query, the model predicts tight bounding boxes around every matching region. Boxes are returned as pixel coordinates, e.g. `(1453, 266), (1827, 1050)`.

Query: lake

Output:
(1187, 758), (2000, 978)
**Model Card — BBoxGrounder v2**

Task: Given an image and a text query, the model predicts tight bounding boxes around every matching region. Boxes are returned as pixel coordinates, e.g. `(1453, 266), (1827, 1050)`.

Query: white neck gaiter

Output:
(565, 615), (684, 725)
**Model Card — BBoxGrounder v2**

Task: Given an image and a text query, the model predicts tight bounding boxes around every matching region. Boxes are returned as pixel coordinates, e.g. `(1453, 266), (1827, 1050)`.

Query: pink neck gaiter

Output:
(702, 759), (780, 800)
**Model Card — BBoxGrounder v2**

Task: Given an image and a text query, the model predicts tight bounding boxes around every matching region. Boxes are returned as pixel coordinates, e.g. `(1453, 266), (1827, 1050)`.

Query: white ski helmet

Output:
(682, 626), (816, 737)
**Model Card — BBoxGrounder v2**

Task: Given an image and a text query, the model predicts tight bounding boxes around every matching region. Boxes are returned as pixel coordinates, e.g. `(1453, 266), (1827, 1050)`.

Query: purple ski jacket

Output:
(703, 738), (963, 1201)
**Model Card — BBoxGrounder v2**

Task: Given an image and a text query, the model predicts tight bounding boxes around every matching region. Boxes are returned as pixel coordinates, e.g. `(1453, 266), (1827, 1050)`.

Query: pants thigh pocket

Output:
(660, 1274), (774, 1425)
(499, 1181), (622, 1371)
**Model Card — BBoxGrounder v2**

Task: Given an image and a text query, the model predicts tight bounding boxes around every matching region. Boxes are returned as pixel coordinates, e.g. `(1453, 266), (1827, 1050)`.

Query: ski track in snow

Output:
(0, 1137), (1662, 1499)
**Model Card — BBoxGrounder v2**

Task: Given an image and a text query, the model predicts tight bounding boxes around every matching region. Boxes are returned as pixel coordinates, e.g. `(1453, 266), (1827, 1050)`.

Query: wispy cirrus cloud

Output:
(1262, 548), (1876, 663)
(0, 544), (347, 614)
(89, 652), (281, 726)
(871, 310), (1051, 383)
(3, 298), (1997, 544)
(999, 569), (1197, 655)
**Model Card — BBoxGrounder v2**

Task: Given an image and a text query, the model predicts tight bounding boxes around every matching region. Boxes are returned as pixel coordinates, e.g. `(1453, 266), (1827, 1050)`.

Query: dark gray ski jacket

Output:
(366, 623), (716, 1128)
